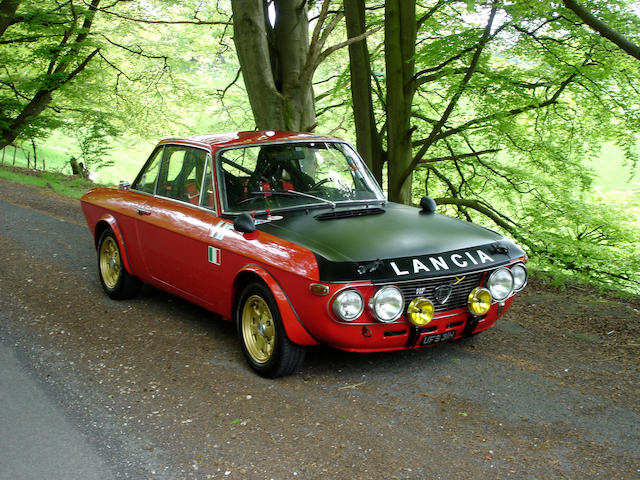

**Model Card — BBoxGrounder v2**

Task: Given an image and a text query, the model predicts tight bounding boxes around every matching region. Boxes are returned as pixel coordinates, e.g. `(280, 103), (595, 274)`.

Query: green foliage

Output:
(69, 120), (119, 170)
(399, 0), (640, 293)
(3, 0), (639, 294)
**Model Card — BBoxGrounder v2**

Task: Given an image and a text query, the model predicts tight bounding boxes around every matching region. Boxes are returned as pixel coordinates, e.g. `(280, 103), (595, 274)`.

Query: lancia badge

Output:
(434, 284), (453, 304)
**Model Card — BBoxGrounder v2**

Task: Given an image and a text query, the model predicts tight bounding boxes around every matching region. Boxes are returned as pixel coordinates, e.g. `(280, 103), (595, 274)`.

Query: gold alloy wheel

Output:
(99, 236), (121, 290)
(241, 295), (276, 364)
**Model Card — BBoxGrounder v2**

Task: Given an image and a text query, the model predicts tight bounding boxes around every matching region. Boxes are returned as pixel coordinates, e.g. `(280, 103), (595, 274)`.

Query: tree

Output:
(230, 0), (377, 132)
(344, 0), (383, 181)
(561, 0), (640, 61)
(321, 0), (640, 290)
(0, 0), (222, 161)
(0, 0), (102, 149)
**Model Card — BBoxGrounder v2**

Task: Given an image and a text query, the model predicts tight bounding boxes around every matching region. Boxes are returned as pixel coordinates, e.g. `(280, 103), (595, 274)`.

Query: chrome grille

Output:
(392, 272), (484, 313)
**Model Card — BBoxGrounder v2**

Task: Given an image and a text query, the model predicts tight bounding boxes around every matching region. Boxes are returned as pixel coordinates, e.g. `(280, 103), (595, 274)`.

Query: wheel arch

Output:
(95, 214), (135, 276)
(232, 265), (320, 347)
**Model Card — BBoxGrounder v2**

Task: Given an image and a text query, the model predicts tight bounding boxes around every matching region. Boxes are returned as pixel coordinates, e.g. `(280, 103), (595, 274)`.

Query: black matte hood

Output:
(256, 202), (525, 282)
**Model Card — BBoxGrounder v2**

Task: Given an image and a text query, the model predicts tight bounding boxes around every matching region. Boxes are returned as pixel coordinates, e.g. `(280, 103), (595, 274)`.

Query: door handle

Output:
(137, 208), (151, 216)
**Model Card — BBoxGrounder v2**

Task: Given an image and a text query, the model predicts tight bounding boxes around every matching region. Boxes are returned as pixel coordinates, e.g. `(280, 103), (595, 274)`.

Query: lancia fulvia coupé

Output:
(81, 131), (527, 377)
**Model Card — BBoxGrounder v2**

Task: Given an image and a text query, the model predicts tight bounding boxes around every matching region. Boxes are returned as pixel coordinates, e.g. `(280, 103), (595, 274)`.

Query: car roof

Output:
(158, 131), (343, 150)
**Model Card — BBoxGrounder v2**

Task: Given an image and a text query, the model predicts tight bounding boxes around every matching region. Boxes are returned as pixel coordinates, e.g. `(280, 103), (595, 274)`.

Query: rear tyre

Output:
(97, 228), (141, 299)
(236, 282), (305, 378)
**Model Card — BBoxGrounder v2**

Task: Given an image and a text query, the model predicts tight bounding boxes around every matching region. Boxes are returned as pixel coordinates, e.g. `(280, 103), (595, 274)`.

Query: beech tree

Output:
(0, 0), (102, 149)
(325, 1), (640, 289)
(229, 0), (377, 132)
(561, 0), (640, 61)
(0, 0), (207, 156)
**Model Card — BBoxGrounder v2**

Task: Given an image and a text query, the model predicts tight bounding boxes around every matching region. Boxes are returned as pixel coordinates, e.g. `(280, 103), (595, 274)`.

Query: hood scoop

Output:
(315, 207), (385, 221)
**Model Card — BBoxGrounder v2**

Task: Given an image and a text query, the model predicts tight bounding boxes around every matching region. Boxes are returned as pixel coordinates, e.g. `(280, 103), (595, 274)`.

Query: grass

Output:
(0, 166), (98, 198)
(1, 135), (155, 186)
(589, 143), (640, 192)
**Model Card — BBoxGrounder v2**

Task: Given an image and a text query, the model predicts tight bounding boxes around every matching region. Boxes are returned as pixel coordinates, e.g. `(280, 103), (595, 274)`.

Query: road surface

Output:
(0, 178), (638, 479)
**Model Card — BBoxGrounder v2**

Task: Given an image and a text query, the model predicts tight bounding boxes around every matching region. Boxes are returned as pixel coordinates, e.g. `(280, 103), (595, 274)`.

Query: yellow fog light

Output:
(468, 287), (491, 315)
(407, 297), (435, 326)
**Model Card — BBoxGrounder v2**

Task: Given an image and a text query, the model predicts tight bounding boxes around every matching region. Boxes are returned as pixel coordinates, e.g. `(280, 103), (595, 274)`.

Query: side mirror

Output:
(234, 213), (256, 233)
(420, 196), (437, 214)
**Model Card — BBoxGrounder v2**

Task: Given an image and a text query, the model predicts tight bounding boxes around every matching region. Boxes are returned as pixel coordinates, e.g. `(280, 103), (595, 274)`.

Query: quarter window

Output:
(200, 155), (216, 210)
(132, 147), (163, 194)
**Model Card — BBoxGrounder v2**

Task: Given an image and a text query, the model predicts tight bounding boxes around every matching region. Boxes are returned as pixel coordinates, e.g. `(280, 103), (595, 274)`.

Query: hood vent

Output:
(315, 207), (385, 221)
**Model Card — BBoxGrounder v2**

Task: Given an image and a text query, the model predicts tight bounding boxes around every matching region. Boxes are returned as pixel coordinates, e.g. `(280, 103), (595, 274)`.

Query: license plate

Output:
(421, 330), (456, 345)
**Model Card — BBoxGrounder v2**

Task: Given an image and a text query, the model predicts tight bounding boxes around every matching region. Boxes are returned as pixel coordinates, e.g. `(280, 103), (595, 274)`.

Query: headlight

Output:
(511, 263), (528, 291)
(332, 289), (364, 321)
(487, 268), (514, 302)
(369, 286), (404, 323)
(407, 297), (435, 326)
(468, 287), (492, 315)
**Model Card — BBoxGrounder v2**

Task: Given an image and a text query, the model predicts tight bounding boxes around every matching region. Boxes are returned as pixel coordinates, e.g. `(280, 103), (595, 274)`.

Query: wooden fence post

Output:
(13, 145), (17, 165)
(1, 147), (5, 165)
(31, 139), (38, 170)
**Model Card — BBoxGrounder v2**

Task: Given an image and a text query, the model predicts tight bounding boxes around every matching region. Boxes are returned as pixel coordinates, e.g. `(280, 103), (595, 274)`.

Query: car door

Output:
(133, 144), (228, 310)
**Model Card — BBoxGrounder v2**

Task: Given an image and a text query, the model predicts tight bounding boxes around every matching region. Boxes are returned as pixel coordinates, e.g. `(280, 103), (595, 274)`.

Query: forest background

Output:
(1, 0), (639, 294)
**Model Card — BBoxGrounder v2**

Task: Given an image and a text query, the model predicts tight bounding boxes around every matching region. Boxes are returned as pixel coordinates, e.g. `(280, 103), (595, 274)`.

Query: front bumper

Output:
(315, 298), (513, 353)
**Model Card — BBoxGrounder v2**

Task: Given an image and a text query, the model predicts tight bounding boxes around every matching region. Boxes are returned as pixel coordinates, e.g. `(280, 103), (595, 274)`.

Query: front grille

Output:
(392, 271), (484, 313)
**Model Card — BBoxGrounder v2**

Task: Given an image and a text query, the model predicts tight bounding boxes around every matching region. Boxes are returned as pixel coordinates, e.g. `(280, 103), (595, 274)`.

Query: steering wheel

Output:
(309, 177), (332, 190)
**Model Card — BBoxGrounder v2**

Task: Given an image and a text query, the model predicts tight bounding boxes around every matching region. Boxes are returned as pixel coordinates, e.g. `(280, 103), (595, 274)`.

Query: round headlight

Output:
(369, 286), (404, 323)
(331, 289), (364, 321)
(511, 263), (528, 291)
(487, 268), (514, 302)
(468, 287), (492, 316)
(407, 297), (435, 326)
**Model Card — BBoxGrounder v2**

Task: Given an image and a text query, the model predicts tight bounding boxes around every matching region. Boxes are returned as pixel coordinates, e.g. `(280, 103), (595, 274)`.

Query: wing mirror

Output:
(234, 213), (256, 233)
(420, 196), (437, 214)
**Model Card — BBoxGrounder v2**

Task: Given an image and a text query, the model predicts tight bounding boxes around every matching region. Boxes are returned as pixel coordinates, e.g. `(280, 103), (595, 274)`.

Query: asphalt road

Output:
(0, 181), (639, 479)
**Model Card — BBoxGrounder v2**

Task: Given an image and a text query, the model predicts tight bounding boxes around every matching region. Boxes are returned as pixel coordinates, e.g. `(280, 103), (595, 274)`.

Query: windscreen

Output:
(217, 142), (384, 213)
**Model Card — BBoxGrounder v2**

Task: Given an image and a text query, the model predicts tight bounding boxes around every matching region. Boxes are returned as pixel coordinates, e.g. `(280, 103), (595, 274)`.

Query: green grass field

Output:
(1, 136), (154, 186)
(589, 143), (640, 193)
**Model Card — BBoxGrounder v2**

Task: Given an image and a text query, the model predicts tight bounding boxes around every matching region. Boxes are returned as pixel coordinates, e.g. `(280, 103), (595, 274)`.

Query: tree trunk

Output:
(0, 90), (53, 149)
(231, 0), (315, 131)
(385, 0), (416, 204)
(0, 0), (20, 39)
(273, 0), (314, 131)
(562, 0), (640, 62)
(344, 0), (384, 183)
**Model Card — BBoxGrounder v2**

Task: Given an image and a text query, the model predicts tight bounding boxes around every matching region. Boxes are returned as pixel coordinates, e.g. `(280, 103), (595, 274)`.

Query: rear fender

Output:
(237, 265), (319, 346)
(96, 214), (135, 277)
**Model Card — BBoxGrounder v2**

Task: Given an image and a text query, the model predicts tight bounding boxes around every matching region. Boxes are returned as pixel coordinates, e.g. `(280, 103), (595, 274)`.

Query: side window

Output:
(156, 146), (207, 204)
(132, 147), (163, 194)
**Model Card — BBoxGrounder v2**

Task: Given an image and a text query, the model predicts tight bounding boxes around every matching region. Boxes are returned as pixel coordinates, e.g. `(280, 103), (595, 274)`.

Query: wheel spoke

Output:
(100, 237), (121, 290)
(242, 294), (276, 364)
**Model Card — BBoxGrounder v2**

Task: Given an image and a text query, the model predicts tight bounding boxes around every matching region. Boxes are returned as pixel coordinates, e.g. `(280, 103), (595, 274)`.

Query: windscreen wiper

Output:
(248, 190), (336, 208)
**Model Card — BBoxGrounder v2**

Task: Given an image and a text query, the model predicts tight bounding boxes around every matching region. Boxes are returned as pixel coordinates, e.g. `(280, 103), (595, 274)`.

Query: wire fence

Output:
(0, 143), (46, 171)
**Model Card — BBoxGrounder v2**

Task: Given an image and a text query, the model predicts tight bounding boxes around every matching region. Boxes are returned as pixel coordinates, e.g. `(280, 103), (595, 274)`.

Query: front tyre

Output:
(97, 228), (141, 300)
(236, 282), (305, 378)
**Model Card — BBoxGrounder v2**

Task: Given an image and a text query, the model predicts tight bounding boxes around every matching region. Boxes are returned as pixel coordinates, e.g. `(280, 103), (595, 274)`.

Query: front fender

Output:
(96, 214), (135, 277)
(237, 265), (320, 347)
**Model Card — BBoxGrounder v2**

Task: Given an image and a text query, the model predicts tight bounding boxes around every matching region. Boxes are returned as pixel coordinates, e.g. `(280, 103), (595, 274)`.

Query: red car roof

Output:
(158, 131), (342, 150)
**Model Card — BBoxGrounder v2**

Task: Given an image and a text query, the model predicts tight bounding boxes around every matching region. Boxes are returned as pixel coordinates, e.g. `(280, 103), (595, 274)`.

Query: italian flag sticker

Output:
(208, 246), (221, 265)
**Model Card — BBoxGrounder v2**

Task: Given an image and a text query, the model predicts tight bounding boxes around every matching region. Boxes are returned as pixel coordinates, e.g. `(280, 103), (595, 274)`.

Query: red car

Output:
(81, 131), (527, 377)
